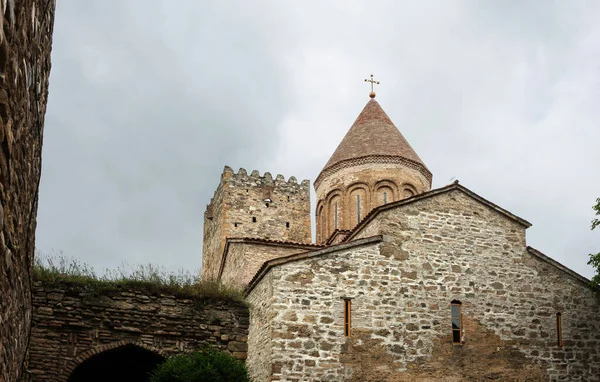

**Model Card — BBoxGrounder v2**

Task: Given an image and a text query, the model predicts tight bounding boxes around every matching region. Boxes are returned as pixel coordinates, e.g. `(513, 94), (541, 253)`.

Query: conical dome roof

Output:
(322, 98), (427, 172)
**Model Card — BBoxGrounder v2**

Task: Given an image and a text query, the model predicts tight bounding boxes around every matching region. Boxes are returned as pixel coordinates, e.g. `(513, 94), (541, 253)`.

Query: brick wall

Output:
(315, 161), (430, 243)
(0, 1), (56, 381)
(247, 188), (600, 381)
(202, 166), (311, 280)
(26, 281), (249, 381)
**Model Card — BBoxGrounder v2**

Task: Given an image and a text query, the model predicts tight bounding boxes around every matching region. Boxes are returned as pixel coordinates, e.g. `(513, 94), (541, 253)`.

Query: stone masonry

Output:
(246, 186), (600, 381)
(25, 281), (249, 381)
(202, 166), (311, 280)
(218, 238), (322, 289)
(0, 1), (56, 381)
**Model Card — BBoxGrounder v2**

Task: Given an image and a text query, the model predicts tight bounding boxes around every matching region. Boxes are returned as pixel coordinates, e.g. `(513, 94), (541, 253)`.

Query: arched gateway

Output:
(65, 342), (165, 382)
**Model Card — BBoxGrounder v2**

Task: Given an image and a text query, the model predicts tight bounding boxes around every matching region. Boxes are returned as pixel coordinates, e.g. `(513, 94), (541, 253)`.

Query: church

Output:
(201, 81), (600, 381)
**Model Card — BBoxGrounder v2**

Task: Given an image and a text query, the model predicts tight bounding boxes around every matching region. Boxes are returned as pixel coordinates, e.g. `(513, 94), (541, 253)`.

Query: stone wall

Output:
(219, 239), (322, 288)
(315, 162), (430, 243)
(25, 281), (249, 381)
(246, 271), (274, 382)
(0, 1), (56, 381)
(202, 166), (311, 280)
(247, 188), (600, 381)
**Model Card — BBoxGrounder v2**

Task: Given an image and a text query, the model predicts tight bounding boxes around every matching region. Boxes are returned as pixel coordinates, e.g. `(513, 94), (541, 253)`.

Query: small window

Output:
(252, 217), (257, 223)
(265, 203), (269, 207)
(356, 195), (361, 224)
(344, 299), (352, 337)
(334, 202), (338, 230)
(556, 313), (563, 348)
(383, 191), (387, 204)
(451, 300), (462, 344)
(286, 222), (290, 229)
(234, 223), (238, 228)
(287, 196), (290, 201)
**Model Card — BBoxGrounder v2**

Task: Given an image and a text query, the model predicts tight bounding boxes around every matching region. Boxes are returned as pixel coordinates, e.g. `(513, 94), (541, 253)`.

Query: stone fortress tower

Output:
(202, 167), (312, 280)
(314, 91), (432, 244)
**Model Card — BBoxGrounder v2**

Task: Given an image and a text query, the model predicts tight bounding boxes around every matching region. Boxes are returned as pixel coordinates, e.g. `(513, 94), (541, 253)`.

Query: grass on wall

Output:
(33, 252), (244, 302)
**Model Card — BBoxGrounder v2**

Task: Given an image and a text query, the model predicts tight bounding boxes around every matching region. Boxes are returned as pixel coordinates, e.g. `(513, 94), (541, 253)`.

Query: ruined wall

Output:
(314, 162), (430, 243)
(0, 1), (56, 381)
(219, 239), (321, 288)
(247, 189), (600, 381)
(26, 281), (249, 381)
(202, 166), (311, 280)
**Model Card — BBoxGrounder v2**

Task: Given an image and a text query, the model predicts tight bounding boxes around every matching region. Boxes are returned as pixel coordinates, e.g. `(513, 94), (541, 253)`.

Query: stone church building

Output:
(202, 91), (600, 381)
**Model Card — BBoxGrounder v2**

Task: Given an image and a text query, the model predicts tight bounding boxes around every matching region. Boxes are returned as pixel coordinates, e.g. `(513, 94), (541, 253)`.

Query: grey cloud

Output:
(37, 1), (600, 279)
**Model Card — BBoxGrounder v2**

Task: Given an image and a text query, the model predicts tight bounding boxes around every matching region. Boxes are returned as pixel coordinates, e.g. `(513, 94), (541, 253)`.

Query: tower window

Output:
(451, 300), (462, 344)
(252, 217), (257, 223)
(556, 313), (563, 348)
(234, 223), (238, 228)
(344, 299), (352, 337)
(287, 196), (290, 201)
(286, 222), (290, 229)
(334, 202), (338, 230)
(383, 191), (387, 205)
(356, 195), (361, 224)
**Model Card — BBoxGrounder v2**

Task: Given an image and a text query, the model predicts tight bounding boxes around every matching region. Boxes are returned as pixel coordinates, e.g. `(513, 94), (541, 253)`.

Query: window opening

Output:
(344, 299), (352, 337)
(252, 217), (257, 223)
(234, 223), (238, 228)
(556, 313), (563, 348)
(286, 222), (290, 229)
(334, 202), (338, 230)
(357, 195), (361, 224)
(451, 300), (462, 344)
(383, 191), (387, 205)
(287, 196), (290, 201)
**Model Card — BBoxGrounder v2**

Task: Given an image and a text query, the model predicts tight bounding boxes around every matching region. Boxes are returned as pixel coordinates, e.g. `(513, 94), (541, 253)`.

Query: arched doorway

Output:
(68, 344), (165, 382)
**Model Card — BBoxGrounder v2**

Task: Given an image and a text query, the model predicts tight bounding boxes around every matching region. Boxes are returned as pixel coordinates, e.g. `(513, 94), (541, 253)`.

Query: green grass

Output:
(33, 253), (244, 302)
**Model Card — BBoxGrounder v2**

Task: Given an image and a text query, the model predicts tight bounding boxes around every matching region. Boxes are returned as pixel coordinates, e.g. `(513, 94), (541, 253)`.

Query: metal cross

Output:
(364, 74), (379, 92)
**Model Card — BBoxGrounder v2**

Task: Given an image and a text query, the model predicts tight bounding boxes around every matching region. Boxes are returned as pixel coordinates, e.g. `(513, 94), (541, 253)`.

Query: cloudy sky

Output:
(36, 1), (600, 279)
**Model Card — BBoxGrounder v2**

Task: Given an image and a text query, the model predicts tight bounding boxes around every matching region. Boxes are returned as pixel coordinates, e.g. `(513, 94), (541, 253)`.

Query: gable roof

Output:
(244, 235), (384, 296)
(320, 98), (428, 174)
(345, 181), (532, 242)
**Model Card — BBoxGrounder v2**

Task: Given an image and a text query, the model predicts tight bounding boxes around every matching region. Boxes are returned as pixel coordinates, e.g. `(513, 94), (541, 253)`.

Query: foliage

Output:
(33, 252), (244, 302)
(149, 349), (250, 382)
(588, 198), (600, 287)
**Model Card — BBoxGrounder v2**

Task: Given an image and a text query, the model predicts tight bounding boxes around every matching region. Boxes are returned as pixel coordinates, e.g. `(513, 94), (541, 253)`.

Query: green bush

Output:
(150, 349), (250, 382)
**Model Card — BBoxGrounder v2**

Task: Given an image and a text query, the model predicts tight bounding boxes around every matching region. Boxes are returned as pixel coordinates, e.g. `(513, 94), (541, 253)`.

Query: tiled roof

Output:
(321, 98), (428, 173)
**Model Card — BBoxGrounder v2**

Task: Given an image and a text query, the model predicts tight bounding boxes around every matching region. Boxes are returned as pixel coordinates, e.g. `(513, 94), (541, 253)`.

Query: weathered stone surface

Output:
(26, 281), (249, 381)
(202, 167), (312, 280)
(0, 1), (56, 381)
(247, 189), (600, 381)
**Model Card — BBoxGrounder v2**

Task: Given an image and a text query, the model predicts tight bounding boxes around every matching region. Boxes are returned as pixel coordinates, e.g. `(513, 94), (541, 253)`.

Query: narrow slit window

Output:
(334, 202), (338, 230)
(451, 300), (462, 344)
(234, 223), (238, 228)
(252, 217), (257, 223)
(344, 299), (352, 337)
(356, 195), (361, 224)
(383, 191), (387, 205)
(556, 313), (563, 348)
(286, 222), (290, 229)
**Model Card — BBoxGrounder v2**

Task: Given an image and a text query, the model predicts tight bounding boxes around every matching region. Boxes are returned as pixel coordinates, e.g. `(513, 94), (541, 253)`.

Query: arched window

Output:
(356, 195), (361, 223)
(451, 300), (462, 344)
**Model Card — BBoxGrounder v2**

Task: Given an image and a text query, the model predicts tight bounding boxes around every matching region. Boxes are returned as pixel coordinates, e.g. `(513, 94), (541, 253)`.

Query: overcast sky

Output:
(36, 1), (600, 279)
